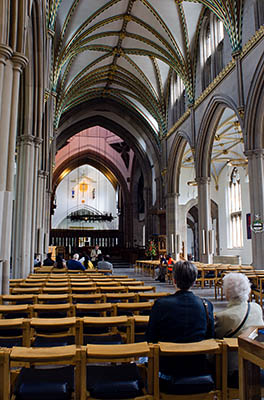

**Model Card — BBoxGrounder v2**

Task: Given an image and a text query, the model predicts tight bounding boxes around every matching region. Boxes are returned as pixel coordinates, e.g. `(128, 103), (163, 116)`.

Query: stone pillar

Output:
(166, 192), (179, 259)
(30, 137), (43, 270)
(13, 135), (35, 278)
(197, 177), (213, 263)
(35, 170), (48, 257)
(0, 51), (27, 291)
(246, 149), (264, 269)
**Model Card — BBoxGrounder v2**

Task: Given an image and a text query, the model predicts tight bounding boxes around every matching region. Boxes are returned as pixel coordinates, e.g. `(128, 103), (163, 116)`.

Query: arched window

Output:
(215, 18), (224, 74)
(255, 0), (264, 30)
(170, 72), (185, 125)
(229, 168), (243, 248)
(201, 17), (212, 90)
(200, 12), (225, 90)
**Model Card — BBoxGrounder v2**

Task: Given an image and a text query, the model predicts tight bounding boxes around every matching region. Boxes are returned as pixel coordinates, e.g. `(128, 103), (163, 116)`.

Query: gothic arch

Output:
(245, 51), (264, 150)
(167, 130), (193, 195)
(196, 95), (242, 179)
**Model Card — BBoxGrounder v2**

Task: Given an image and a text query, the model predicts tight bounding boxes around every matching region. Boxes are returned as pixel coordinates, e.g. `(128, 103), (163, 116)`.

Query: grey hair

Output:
(223, 272), (251, 302)
(73, 253), (79, 260)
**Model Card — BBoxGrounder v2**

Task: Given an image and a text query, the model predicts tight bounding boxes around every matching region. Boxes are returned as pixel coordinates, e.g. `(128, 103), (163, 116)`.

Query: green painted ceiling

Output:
(47, 0), (244, 138)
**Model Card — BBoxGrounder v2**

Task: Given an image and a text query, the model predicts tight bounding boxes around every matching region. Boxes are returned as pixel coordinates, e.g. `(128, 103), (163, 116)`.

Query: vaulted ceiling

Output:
(47, 0), (243, 139)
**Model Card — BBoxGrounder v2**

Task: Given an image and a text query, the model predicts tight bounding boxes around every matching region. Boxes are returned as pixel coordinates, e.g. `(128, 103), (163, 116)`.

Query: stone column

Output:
(35, 170), (48, 257)
(197, 177), (213, 263)
(1, 53), (28, 292)
(30, 137), (43, 271)
(166, 192), (179, 259)
(0, 45), (12, 115)
(13, 135), (35, 278)
(246, 149), (264, 269)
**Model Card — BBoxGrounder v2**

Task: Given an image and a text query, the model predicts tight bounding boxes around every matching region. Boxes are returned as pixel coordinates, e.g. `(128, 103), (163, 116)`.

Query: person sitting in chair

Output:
(67, 253), (85, 271)
(43, 252), (55, 266)
(147, 260), (214, 387)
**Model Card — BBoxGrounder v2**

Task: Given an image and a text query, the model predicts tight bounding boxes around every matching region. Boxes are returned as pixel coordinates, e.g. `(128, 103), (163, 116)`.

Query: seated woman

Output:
(215, 272), (264, 338)
(146, 260), (214, 389)
(215, 272), (264, 387)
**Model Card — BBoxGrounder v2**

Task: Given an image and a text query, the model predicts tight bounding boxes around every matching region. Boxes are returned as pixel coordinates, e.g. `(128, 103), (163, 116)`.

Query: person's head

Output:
(95, 245), (99, 250)
(47, 252), (52, 259)
(174, 261), (197, 290)
(73, 253), (79, 260)
(223, 272), (251, 302)
(166, 254), (172, 260)
(98, 254), (103, 262)
(105, 255), (110, 262)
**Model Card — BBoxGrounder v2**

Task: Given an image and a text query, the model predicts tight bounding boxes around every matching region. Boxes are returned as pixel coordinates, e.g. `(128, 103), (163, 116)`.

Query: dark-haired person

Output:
(43, 252), (55, 266)
(146, 261), (214, 391)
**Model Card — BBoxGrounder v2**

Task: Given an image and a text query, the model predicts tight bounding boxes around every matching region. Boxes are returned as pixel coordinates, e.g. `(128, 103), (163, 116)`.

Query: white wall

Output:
(52, 165), (118, 230)
(211, 165), (252, 264)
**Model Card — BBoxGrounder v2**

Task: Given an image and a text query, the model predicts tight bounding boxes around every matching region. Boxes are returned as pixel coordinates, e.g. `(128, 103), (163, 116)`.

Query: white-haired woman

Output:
(215, 272), (264, 338)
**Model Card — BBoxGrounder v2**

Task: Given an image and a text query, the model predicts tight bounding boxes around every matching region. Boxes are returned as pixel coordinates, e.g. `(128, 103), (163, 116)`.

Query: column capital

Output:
(0, 44), (13, 64)
(34, 137), (43, 146)
(196, 176), (211, 184)
(38, 170), (49, 178)
(17, 135), (35, 145)
(166, 192), (179, 199)
(11, 52), (28, 72)
(245, 149), (264, 159)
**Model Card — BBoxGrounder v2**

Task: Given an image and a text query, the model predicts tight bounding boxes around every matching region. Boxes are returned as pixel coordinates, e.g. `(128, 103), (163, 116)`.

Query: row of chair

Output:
(0, 291), (169, 305)
(0, 338), (244, 400)
(0, 315), (150, 347)
(9, 285), (156, 295)
(0, 301), (156, 319)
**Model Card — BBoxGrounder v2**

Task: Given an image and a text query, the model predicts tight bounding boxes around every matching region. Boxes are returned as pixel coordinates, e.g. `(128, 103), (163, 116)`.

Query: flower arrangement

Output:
(145, 240), (157, 259)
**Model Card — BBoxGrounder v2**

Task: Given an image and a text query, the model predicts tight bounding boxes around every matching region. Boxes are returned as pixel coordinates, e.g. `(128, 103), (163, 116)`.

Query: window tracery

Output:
(229, 167), (243, 248)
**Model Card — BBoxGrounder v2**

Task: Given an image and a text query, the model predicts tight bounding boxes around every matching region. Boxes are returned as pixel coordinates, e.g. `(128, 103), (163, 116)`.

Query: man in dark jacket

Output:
(67, 253), (85, 271)
(146, 261), (214, 380)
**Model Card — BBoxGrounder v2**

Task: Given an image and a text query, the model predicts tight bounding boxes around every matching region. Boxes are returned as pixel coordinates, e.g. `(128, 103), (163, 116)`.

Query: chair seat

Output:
(14, 366), (74, 400)
(159, 373), (215, 395)
(86, 363), (144, 399)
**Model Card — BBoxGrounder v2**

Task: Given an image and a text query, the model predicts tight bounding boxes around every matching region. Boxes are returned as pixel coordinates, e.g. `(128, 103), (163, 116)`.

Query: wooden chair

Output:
(133, 315), (149, 343)
(71, 294), (103, 304)
(42, 286), (70, 294)
(9, 345), (85, 400)
(222, 338), (239, 400)
(0, 295), (37, 305)
(85, 342), (154, 399)
(98, 285), (126, 293)
(37, 294), (71, 304)
(0, 348), (10, 400)
(126, 286), (155, 293)
(153, 339), (222, 399)
(74, 303), (114, 318)
(79, 316), (134, 345)
(0, 305), (32, 319)
(31, 303), (73, 318)
(114, 301), (154, 316)
(0, 318), (30, 348)
(11, 287), (42, 295)
(137, 292), (170, 302)
(71, 287), (98, 294)
(103, 293), (137, 303)
(29, 317), (79, 347)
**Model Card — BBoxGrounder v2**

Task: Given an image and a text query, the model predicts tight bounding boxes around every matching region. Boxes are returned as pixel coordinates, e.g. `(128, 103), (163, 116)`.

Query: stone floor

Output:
(113, 265), (228, 313)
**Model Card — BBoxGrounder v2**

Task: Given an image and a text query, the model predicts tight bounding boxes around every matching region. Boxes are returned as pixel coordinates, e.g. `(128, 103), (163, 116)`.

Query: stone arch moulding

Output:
(196, 94), (242, 179)
(167, 130), (193, 195)
(56, 98), (160, 187)
(52, 149), (130, 207)
(245, 51), (264, 150)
